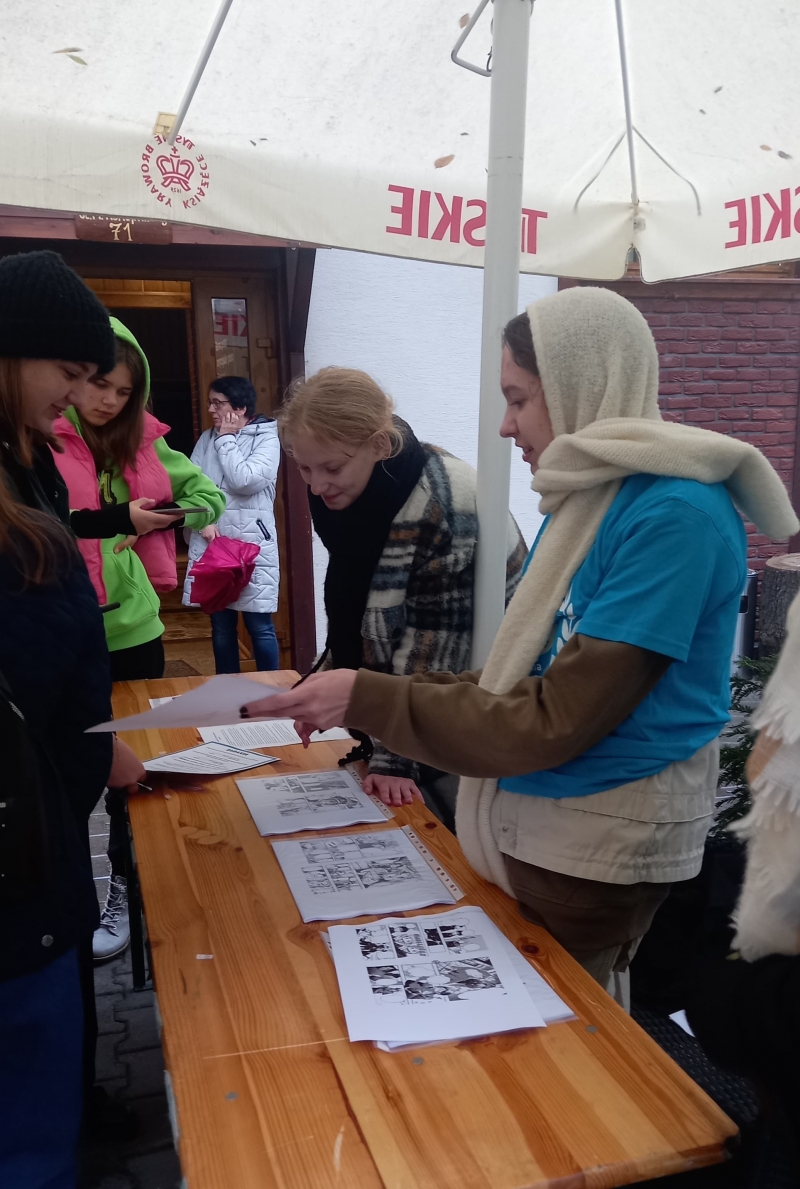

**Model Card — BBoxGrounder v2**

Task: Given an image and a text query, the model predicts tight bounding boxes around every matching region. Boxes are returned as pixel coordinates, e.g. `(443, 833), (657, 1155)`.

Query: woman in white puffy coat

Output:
(183, 376), (281, 671)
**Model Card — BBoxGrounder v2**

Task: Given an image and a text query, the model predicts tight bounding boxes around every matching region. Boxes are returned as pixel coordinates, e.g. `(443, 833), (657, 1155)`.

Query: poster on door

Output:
(212, 297), (250, 377)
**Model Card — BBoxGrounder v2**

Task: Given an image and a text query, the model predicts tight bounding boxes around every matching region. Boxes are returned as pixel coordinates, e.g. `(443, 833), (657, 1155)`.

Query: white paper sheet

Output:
(149, 697), (176, 709)
(499, 938), (575, 1025)
(237, 768), (387, 835)
(272, 829), (457, 922)
(319, 928), (573, 1051)
(375, 944), (574, 1050)
(87, 675), (282, 733)
(329, 907), (545, 1044)
(143, 741), (279, 775)
(199, 721), (351, 748)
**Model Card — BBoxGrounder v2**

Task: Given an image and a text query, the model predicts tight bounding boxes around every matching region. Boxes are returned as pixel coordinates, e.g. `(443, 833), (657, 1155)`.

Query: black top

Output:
(0, 440), (113, 980)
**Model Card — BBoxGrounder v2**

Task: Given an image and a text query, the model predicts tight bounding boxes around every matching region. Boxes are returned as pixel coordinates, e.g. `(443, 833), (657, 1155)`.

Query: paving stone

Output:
(116, 984), (156, 1012)
(96, 997), (126, 1036)
(91, 832), (112, 858)
(121, 1094), (175, 1154)
(117, 1008), (160, 1054)
(96, 1034), (128, 1083)
(121, 1047), (167, 1100)
(126, 1147), (182, 1189)
(93, 1076), (129, 1099)
(93, 853), (112, 878)
(94, 961), (127, 997)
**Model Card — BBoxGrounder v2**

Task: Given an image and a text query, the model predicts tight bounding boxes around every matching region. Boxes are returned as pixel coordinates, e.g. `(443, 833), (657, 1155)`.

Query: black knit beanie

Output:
(0, 250), (116, 374)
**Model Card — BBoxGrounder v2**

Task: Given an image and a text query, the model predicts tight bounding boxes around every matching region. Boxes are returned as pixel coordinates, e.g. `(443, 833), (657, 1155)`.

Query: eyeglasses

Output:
(208, 398), (231, 411)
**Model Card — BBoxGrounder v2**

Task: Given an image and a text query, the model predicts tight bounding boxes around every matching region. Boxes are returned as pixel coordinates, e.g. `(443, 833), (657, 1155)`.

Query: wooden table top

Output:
(115, 671), (736, 1189)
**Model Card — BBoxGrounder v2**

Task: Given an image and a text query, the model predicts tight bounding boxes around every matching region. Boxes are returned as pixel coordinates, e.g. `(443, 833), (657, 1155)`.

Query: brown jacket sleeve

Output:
(345, 634), (671, 779)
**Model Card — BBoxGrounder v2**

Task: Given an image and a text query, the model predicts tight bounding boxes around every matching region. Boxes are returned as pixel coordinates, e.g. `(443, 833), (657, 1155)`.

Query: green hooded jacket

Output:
(55, 318), (225, 654)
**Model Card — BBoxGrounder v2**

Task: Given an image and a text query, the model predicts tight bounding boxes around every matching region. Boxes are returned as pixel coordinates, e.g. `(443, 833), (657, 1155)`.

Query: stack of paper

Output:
(272, 828), (459, 922)
(329, 907), (549, 1044)
(200, 721), (351, 748)
(143, 741), (278, 775)
(237, 768), (388, 835)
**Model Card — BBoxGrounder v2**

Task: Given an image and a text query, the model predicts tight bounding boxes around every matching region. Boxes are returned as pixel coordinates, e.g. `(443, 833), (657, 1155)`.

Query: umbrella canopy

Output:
(1, 0), (798, 282)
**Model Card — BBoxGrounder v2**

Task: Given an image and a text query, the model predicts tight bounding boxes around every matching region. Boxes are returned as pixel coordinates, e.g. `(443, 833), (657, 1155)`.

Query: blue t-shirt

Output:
(498, 474), (747, 800)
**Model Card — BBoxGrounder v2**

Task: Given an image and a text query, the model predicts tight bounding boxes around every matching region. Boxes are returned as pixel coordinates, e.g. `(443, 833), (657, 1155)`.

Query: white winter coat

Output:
(183, 417), (280, 614)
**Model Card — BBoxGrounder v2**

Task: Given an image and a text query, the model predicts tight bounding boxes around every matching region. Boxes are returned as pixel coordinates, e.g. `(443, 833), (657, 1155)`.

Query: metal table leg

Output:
(122, 798), (148, 990)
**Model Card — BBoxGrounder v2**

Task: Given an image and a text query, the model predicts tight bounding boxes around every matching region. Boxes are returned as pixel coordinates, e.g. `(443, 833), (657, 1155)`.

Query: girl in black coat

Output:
(0, 250), (145, 1189)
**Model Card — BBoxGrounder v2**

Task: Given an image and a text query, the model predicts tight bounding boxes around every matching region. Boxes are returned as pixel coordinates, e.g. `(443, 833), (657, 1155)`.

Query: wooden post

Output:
(759, 553), (800, 655)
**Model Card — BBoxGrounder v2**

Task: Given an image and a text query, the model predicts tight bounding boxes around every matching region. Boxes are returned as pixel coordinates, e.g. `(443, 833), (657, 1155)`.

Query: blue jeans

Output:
(0, 948), (83, 1189)
(211, 609), (280, 673)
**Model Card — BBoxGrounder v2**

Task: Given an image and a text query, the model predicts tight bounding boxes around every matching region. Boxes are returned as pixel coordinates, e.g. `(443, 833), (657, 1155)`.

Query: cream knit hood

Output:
(455, 286), (799, 896)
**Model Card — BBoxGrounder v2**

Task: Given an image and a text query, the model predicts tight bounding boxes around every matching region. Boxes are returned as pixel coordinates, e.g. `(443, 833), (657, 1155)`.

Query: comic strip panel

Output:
(301, 867), (335, 895)
(356, 923), (394, 961)
(327, 865), (363, 893)
(354, 856), (422, 888)
(388, 923), (427, 958)
(402, 958), (503, 1002)
(367, 965), (405, 999)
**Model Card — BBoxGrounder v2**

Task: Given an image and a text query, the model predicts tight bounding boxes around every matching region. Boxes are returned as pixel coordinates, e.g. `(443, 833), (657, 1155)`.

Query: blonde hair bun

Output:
(279, 367), (403, 457)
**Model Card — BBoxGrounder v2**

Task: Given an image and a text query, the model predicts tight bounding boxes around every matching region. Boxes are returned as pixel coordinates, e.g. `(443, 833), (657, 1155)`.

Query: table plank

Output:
(117, 673), (737, 1189)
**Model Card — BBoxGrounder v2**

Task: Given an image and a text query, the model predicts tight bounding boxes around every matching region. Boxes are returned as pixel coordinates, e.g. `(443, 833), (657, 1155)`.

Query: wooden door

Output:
(191, 276), (290, 668)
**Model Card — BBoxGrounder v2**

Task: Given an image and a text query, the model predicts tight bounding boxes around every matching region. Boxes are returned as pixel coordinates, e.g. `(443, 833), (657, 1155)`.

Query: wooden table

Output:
(114, 671), (737, 1189)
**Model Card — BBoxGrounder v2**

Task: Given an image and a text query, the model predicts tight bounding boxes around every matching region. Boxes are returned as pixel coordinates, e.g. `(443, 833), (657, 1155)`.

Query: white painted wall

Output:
(304, 249), (558, 650)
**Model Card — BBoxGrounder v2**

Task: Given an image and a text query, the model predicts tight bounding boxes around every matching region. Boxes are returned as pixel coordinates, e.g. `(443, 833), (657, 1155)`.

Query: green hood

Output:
(63, 315), (151, 431)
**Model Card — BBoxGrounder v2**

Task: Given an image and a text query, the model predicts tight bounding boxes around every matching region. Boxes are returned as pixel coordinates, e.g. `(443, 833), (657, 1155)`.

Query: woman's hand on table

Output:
(241, 669), (357, 733)
(108, 737), (147, 793)
(363, 773), (423, 807)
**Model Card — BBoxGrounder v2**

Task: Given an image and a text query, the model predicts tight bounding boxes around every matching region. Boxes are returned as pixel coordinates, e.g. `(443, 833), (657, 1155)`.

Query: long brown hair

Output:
(78, 337), (147, 472)
(0, 358), (77, 586)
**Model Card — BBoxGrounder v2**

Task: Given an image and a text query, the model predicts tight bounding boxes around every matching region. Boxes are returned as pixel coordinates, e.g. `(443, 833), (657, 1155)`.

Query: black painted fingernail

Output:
(239, 706), (249, 718)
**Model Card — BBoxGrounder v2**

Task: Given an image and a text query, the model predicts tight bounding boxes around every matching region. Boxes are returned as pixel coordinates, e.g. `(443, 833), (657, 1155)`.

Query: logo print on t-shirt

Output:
(532, 586), (580, 677)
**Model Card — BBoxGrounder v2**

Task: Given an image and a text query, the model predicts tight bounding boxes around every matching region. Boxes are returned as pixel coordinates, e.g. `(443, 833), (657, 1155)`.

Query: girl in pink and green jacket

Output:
(53, 318), (225, 682)
(52, 316), (225, 962)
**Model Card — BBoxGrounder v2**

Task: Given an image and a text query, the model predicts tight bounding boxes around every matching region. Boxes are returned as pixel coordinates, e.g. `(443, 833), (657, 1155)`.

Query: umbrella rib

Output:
(166, 0), (235, 145)
(633, 128), (702, 216)
(613, 0), (639, 209)
(572, 133), (626, 211)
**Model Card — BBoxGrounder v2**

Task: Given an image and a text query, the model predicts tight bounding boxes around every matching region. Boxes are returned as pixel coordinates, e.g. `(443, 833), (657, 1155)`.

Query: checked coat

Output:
(357, 445), (526, 782)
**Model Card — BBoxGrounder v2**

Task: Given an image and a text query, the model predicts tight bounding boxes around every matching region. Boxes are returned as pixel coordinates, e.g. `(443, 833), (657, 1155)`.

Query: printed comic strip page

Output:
(271, 829), (457, 921)
(237, 768), (387, 835)
(329, 907), (545, 1043)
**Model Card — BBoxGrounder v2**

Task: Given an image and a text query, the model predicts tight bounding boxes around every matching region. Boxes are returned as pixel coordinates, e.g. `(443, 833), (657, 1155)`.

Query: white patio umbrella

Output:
(1, 0), (798, 655)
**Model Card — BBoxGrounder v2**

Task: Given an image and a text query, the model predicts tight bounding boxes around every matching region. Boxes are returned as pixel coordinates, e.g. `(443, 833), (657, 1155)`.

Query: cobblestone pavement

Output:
(81, 802), (182, 1189)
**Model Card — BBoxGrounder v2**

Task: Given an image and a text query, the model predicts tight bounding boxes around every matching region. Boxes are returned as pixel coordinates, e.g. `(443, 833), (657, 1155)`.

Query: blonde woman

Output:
(277, 366), (526, 827)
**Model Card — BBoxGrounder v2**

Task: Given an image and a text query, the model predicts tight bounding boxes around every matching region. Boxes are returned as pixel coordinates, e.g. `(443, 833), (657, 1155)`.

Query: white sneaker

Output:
(93, 874), (130, 962)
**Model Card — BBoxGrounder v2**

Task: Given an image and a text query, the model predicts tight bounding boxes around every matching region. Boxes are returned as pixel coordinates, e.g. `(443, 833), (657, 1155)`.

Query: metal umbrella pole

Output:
(457, 0), (533, 665)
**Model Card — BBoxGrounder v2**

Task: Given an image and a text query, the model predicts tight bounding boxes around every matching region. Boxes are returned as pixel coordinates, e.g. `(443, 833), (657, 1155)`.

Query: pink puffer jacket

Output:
(53, 411), (177, 603)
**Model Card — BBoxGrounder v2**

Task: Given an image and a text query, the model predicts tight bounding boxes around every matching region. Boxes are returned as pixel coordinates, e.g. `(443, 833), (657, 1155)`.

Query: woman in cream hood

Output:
(241, 288), (798, 1004)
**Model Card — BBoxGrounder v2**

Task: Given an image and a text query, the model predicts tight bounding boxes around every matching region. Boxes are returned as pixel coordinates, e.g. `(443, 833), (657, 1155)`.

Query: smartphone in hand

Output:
(151, 505), (215, 517)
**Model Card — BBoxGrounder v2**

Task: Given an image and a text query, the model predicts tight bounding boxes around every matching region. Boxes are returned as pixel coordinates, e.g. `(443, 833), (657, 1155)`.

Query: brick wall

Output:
(563, 279), (800, 570)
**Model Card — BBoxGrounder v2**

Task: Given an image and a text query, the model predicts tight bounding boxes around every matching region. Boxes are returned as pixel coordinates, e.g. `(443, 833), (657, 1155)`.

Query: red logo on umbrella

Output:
(156, 151), (195, 192)
(141, 134), (210, 211)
